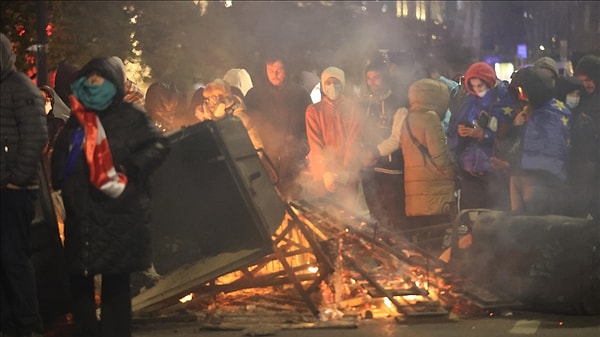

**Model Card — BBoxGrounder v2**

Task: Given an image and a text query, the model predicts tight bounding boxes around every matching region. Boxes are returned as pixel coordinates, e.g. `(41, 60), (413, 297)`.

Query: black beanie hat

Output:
(574, 54), (600, 86)
(509, 67), (554, 109)
(555, 76), (584, 102)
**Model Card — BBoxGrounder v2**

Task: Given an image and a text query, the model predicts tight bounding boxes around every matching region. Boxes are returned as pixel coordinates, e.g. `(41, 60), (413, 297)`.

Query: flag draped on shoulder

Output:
(69, 96), (127, 198)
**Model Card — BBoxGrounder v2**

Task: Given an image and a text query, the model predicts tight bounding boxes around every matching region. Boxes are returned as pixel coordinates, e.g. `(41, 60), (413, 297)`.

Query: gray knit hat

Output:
(533, 56), (559, 79)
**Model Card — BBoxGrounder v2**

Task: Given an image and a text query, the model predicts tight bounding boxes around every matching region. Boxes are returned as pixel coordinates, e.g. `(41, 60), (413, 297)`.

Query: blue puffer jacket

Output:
(448, 80), (515, 174)
(520, 98), (571, 180)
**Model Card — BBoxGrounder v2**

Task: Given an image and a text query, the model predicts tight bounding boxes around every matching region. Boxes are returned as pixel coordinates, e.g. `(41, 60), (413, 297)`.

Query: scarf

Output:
(71, 76), (117, 112)
(68, 96), (127, 198)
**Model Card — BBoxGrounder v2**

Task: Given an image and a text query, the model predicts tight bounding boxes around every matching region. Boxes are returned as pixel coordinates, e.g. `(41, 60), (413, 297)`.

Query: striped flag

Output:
(69, 96), (127, 198)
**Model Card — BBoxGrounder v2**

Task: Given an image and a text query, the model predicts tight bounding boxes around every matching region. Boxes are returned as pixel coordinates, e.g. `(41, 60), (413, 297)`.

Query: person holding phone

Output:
(447, 61), (515, 211)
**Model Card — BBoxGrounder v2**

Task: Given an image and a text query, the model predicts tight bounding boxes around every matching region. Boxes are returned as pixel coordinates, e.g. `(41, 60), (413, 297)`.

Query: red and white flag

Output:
(70, 96), (127, 198)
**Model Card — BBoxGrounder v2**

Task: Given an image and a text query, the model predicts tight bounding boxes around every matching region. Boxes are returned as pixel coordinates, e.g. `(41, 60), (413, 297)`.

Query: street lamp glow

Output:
(539, 45), (545, 51)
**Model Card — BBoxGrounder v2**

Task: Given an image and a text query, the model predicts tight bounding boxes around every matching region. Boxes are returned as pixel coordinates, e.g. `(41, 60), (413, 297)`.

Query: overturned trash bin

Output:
(132, 117), (286, 314)
(458, 210), (600, 315)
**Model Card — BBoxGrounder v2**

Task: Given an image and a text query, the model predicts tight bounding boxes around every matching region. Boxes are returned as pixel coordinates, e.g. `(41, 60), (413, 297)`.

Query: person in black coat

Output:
(1, 32), (47, 337)
(568, 54), (600, 219)
(245, 51), (313, 200)
(38, 85), (66, 148)
(555, 76), (584, 111)
(51, 57), (170, 337)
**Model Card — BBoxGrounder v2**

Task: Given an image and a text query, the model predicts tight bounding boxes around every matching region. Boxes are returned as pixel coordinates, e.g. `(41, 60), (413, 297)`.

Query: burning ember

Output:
(133, 199), (515, 331)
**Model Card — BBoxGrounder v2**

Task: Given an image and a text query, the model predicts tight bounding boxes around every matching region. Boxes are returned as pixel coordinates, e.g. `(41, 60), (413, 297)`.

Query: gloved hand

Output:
(323, 171), (338, 192)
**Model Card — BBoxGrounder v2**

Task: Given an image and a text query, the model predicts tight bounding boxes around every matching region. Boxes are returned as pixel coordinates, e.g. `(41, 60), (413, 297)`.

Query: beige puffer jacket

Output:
(401, 79), (455, 216)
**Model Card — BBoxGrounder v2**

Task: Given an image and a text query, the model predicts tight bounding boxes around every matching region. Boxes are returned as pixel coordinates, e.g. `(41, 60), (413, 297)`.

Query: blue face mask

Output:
(71, 76), (117, 111)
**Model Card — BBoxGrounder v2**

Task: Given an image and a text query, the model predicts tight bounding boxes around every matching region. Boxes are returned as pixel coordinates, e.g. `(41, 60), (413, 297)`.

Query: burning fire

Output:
(179, 293), (194, 303)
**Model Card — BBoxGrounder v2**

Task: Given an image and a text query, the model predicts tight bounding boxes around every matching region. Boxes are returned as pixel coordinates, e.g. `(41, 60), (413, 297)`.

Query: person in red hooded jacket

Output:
(447, 62), (515, 212)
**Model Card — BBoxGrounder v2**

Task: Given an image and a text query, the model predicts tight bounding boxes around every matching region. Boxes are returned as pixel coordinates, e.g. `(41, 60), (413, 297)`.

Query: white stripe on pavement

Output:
(510, 320), (541, 334)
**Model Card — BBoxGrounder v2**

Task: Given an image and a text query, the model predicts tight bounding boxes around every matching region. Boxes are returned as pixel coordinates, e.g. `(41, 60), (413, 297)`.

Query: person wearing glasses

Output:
(199, 79), (263, 150)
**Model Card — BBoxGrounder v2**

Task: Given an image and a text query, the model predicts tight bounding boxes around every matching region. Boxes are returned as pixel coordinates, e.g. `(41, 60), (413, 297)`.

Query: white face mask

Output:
(45, 102), (52, 115)
(565, 95), (580, 109)
(323, 83), (343, 101)
(477, 89), (489, 98)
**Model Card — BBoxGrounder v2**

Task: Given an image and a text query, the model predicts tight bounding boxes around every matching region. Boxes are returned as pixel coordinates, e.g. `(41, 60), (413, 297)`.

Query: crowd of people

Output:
(2, 34), (171, 337)
(2, 28), (599, 336)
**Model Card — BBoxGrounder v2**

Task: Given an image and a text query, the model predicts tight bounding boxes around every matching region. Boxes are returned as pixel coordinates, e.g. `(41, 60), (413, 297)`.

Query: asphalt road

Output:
(131, 310), (600, 337)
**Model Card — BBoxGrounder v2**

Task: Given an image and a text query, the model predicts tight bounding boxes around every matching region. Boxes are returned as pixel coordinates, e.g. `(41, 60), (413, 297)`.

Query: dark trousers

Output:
(361, 170), (406, 229)
(1, 189), (42, 337)
(510, 171), (563, 216)
(70, 273), (131, 337)
(459, 171), (510, 211)
(567, 162), (599, 219)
